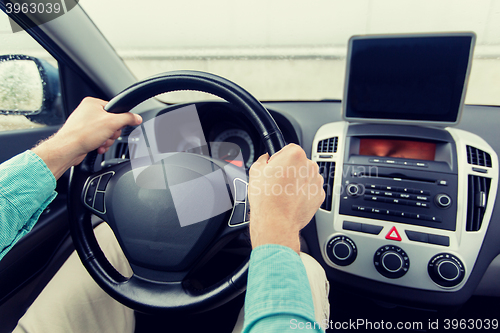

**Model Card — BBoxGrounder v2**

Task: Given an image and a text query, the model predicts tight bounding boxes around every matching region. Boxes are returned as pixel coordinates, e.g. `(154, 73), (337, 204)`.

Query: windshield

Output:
(81, 0), (500, 105)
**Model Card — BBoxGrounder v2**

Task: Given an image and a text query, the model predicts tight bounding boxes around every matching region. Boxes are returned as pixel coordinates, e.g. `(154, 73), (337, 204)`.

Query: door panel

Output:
(0, 125), (60, 163)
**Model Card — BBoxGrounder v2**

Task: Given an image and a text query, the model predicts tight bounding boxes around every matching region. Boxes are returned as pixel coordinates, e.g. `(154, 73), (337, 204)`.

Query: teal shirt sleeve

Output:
(243, 244), (325, 332)
(0, 150), (58, 261)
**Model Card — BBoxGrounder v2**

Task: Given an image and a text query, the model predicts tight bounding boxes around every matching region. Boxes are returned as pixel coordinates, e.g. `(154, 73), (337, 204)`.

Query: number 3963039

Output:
(5, 2), (62, 14)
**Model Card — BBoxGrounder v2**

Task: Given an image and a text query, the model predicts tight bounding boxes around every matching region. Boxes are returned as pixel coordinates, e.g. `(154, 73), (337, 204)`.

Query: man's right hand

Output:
(248, 144), (325, 253)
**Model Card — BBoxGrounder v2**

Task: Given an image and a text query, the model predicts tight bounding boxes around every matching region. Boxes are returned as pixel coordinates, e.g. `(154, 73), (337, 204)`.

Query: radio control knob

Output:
(347, 183), (361, 196)
(374, 245), (410, 278)
(326, 236), (357, 266)
(428, 253), (465, 287)
(435, 193), (452, 208)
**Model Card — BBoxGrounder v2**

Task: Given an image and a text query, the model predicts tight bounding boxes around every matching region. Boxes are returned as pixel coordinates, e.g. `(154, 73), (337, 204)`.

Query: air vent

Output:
(317, 137), (338, 153)
(319, 161), (335, 211)
(115, 142), (129, 159)
(122, 125), (138, 137)
(467, 145), (492, 167)
(466, 175), (491, 231)
(114, 126), (139, 160)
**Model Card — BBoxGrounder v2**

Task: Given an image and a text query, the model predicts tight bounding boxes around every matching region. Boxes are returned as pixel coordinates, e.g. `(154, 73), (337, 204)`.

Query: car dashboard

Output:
(108, 100), (500, 312)
(105, 33), (500, 316)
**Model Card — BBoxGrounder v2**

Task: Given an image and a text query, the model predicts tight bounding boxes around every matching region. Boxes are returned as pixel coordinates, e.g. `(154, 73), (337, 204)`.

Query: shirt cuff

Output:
(0, 150), (58, 260)
(243, 244), (319, 332)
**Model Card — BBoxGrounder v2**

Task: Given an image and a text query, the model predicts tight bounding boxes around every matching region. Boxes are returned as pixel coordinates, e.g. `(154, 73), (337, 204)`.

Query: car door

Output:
(0, 11), (72, 331)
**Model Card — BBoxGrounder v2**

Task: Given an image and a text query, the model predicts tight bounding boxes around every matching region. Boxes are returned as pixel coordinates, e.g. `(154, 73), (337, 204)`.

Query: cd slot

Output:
(360, 173), (437, 185)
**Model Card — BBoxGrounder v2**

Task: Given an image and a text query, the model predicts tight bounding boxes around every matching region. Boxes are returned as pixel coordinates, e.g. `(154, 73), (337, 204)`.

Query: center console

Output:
(313, 122), (497, 291)
(312, 33), (498, 292)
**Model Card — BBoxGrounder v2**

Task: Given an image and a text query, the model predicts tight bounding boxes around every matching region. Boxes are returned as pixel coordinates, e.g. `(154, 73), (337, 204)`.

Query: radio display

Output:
(359, 138), (436, 161)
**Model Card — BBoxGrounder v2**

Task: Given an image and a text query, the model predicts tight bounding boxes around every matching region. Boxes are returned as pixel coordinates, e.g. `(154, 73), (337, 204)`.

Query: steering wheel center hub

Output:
(108, 153), (232, 273)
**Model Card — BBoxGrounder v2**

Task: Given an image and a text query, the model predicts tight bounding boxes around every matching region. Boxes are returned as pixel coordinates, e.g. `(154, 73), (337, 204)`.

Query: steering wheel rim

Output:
(68, 70), (285, 313)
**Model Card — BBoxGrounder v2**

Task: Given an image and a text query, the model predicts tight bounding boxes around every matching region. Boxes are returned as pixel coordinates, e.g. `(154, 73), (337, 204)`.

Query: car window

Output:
(0, 11), (64, 132)
(81, 0), (500, 106)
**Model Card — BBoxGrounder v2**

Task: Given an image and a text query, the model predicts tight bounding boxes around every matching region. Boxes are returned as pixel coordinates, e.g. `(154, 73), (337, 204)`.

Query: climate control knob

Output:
(326, 235), (357, 266)
(428, 253), (465, 287)
(435, 193), (452, 208)
(374, 245), (410, 278)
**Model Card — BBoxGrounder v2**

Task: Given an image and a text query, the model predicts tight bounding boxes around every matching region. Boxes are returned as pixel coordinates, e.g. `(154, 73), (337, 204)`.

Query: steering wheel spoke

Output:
(81, 167), (119, 221)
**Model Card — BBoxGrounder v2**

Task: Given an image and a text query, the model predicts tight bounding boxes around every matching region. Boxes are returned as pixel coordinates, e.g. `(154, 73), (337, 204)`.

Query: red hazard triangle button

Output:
(385, 226), (402, 241)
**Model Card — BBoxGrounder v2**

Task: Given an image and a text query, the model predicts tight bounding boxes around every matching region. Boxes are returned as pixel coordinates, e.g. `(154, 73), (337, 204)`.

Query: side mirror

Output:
(0, 54), (63, 126)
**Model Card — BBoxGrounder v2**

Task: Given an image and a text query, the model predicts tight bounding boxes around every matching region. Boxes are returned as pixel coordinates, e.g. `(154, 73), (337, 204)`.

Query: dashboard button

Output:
(94, 192), (105, 212)
(364, 195), (382, 202)
(347, 183), (362, 196)
(385, 226), (402, 241)
(435, 194), (452, 208)
(85, 178), (99, 207)
(388, 210), (401, 216)
(428, 234), (450, 247)
(234, 178), (248, 202)
(97, 173), (113, 191)
(428, 253), (465, 287)
(374, 245), (410, 279)
(327, 236), (357, 266)
(382, 252), (404, 272)
(412, 201), (429, 208)
(392, 198), (408, 205)
(362, 224), (383, 235)
(405, 230), (429, 243)
(229, 202), (247, 226)
(430, 216), (442, 222)
(351, 205), (369, 212)
(343, 221), (362, 231)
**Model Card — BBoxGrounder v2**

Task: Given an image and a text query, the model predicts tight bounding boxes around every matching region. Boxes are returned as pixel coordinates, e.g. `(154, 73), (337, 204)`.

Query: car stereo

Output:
(338, 124), (458, 232)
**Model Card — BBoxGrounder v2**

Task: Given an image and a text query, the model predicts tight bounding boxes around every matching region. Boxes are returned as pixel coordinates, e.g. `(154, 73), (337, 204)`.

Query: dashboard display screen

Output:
(359, 138), (436, 161)
(344, 34), (474, 123)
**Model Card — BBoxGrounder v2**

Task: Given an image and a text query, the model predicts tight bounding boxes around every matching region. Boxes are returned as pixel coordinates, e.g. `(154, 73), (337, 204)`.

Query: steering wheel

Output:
(68, 71), (285, 313)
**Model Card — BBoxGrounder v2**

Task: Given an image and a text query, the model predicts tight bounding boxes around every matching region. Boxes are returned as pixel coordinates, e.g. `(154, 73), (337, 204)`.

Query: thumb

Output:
(113, 112), (143, 129)
(255, 153), (270, 164)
